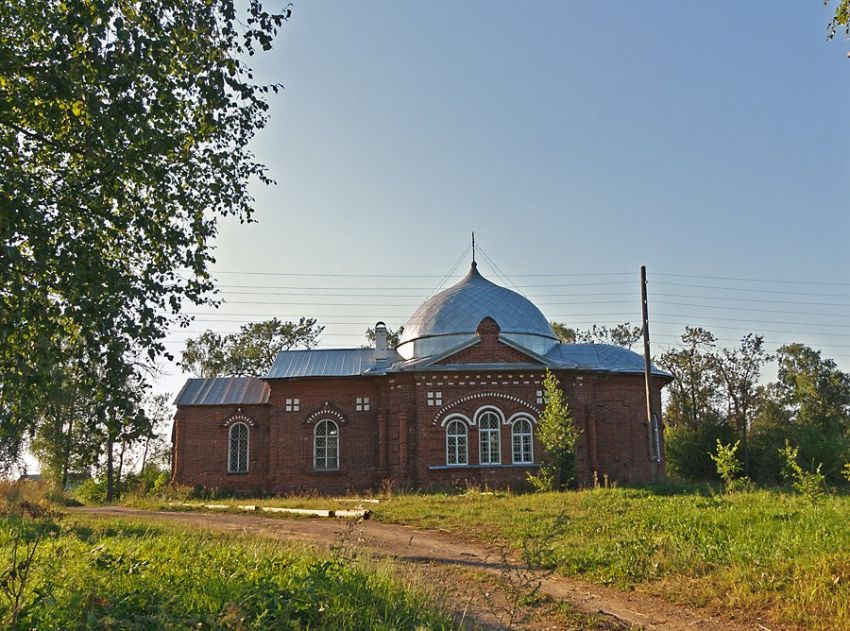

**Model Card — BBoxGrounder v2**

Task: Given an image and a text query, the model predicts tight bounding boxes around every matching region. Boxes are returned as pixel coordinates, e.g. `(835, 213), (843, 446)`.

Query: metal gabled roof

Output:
(174, 377), (270, 406)
(546, 343), (670, 377)
(398, 262), (556, 350)
(266, 348), (403, 379)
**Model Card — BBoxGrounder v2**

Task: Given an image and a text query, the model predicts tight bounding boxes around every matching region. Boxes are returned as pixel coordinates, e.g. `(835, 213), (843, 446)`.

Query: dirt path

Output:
(70, 506), (770, 631)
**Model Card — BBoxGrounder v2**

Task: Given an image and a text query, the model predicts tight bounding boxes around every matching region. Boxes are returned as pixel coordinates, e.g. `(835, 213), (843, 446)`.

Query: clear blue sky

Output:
(158, 1), (850, 397)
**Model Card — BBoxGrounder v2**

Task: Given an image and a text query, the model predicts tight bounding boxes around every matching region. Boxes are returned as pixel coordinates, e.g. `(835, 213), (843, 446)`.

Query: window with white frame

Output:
(426, 391), (443, 406)
(512, 418), (534, 464)
(355, 397), (370, 411)
(314, 420), (339, 470)
(478, 410), (501, 465)
(228, 422), (249, 473)
(445, 419), (468, 465)
(285, 398), (300, 412)
(536, 390), (545, 405)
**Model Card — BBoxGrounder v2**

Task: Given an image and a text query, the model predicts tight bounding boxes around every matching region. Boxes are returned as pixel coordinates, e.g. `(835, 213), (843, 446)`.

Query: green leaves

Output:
(709, 439), (743, 493)
(531, 369), (580, 491)
(0, 0), (289, 462)
(182, 317), (324, 377)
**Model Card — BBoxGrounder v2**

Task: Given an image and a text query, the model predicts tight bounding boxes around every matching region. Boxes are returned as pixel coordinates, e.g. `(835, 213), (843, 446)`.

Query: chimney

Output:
(374, 321), (388, 363)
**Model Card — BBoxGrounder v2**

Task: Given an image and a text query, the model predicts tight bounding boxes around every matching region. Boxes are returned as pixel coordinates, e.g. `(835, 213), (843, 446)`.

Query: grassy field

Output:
(373, 487), (850, 630)
(126, 486), (850, 629)
(0, 510), (456, 630)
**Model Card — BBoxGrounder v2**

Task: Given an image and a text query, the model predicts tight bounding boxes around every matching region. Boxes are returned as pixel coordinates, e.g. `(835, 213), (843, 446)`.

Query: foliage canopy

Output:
(182, 317), (323, 377)
(0, 0), (288, 463)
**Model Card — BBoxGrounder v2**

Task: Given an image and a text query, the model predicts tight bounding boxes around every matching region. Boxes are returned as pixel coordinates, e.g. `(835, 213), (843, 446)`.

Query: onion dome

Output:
(396, 262), (557, 359)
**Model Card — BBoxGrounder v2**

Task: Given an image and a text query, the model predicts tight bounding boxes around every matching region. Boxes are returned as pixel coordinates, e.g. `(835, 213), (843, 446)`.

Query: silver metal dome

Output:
(396, 262), (558, 359)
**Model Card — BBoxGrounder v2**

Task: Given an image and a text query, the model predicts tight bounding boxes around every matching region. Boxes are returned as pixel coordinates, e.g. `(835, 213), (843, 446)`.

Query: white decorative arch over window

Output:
(314, 419), (339, 470)
(445, 418), (468, 466)
(222, 413), (256, 428)
(432, 392), (540, 425)
(228, 422), (249, 473)
(511, 416), (534, 464)
(475, 407), (503, 465)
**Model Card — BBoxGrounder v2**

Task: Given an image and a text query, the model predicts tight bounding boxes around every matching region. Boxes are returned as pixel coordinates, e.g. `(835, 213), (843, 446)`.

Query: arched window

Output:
(446, 419), (468, 466)
(478, 410), (501, 465)
(228, 422), (249, 473)
(314, 420), (339, 470)
(512, 418), (534, 464)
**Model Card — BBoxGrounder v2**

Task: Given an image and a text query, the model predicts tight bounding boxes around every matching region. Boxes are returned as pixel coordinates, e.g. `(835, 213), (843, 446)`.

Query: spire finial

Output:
(472, 231), (476, 265)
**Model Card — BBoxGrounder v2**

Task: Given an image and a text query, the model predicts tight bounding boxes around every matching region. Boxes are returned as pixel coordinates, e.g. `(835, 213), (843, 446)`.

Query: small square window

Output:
(285, 398), (300, 412)
(356, 397), (370, 411)
(427, 391), (443, 406)
(536, 390), (545, 405)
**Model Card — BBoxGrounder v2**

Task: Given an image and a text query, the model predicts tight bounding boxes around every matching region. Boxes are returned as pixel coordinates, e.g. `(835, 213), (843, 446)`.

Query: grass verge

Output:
(0, 510), (456, 630)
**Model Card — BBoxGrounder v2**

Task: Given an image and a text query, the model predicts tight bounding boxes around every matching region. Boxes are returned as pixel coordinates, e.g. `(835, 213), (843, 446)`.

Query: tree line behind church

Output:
(548, 320), (850, 486)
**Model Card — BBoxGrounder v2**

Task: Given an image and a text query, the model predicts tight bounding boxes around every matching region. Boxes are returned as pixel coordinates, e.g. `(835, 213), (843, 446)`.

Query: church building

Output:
(172, 261), (670, 494)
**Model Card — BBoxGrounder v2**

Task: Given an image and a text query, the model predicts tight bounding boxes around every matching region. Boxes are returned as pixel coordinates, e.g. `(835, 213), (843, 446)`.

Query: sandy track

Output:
(70, 506), (769, 631)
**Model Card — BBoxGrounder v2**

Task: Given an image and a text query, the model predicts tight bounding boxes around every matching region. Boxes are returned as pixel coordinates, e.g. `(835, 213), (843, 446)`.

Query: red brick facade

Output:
(173, 337), (667, 494)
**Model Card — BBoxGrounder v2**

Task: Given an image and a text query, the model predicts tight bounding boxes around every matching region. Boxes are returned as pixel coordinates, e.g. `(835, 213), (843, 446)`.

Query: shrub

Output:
(0, 480), (77, 512)
(528, 370), (580, 491)
(665, 421), (737, 481)
(74, 477), (107, 505)
(779, 440), (827, 501)
(709, 439), (745, 493)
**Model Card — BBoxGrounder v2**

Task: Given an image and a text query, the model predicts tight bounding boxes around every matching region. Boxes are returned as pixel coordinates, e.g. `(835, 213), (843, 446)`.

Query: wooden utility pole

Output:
(641, 265), (660, 480)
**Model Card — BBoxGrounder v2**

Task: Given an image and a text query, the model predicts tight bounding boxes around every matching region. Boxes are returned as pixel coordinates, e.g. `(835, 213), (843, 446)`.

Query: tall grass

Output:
(0, 513), (455, 630)
(374, 487), (850, 630)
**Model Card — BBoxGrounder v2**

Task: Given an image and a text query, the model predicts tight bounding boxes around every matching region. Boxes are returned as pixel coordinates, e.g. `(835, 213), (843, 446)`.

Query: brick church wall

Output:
(173, 404), (271, 492)
(173, 367), (666, 494)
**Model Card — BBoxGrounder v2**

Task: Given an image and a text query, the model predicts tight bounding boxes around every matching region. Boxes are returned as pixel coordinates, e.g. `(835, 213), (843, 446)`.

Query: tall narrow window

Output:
(314, 420), (339, 470)
(228, 422), (249, 473)
(478, 411), (501, 465)
(512, 418), (533, 464)
(446, 419), (468, 466)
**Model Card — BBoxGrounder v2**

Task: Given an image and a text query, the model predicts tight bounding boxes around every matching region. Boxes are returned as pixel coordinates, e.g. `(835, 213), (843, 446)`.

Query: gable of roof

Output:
(174, 377), (270, 406)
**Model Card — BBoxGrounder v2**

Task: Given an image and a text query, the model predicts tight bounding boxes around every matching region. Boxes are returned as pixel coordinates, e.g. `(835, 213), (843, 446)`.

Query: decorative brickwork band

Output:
(222, 413), (256, 427)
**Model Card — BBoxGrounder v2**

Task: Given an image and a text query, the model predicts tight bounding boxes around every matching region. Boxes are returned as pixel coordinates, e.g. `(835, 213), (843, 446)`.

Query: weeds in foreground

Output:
(0, 504), (62, 628)
(483, 511), (568, 628)
(0, 513), (456, 630)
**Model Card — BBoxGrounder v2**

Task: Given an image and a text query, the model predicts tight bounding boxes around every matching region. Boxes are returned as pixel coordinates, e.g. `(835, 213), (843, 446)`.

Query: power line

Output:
(649, 293), (850, 308)
(193, 298), (639, 307)
(652, 320), (850, 339)
(651, 272), (850, 287)
(653, 312), (850, 329)
(652, 280), (850, 299)
(655, 301), (850, 318)
(201, 270), (634, 279)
